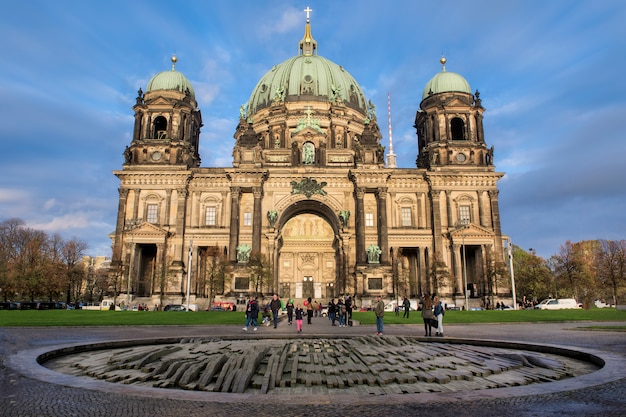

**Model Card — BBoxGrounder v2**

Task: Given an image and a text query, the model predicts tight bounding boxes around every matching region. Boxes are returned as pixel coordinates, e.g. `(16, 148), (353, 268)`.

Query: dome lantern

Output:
(146, 55), (195, 99)
(421, 55), (471, 100)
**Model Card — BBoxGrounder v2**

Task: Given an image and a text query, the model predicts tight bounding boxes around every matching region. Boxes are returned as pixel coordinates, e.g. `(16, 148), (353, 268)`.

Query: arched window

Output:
(153, 116), (168, 139)
(451, 117), (465, 140)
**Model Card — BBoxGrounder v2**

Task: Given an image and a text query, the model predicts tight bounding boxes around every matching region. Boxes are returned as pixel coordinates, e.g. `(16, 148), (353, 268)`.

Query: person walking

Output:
(285, 298), (295, 325)
(270, 294), (282, 329)
(345, 296), (353, 321)
(337, 298), (346, 327)
(420, 294), (434, 336)
(306, 297), (314, 324)
(374, 295), (385, 335)
(243, 296), (259, 331)
(403, 297), (411, 318)
(433, 296), (445, 336)
(328, 298), (337, 326)
(295, 304), (304, 333)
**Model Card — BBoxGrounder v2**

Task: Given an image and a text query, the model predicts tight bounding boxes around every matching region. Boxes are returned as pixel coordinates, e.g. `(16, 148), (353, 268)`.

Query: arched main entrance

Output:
(273, 200), (344, 301)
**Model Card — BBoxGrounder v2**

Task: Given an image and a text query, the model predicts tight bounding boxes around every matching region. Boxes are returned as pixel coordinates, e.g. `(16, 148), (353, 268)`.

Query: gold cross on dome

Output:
(304, 6), (313, 21)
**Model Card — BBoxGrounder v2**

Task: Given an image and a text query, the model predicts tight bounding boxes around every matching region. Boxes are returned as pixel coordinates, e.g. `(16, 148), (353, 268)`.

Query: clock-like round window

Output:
(151, 151), (162, 161)
(456, 153), (467, 162)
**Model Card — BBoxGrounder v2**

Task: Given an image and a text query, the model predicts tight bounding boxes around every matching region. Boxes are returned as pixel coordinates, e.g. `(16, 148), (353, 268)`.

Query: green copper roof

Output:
(422, 57), (471, 100)
(146, 56), (195, 98)
(248, 54), (367, 115)
(247, 18), (367, 116)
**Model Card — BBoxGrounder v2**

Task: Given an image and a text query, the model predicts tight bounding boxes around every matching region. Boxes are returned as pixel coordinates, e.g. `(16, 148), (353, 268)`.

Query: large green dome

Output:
(422, 57), (471, 100)
(248, 55), (368, 115)
(247, 19), (367, 116)
(146, 56), (195, 99)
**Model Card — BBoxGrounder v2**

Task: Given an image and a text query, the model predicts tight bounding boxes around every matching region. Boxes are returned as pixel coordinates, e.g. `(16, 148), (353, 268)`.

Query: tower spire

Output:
(299, 6), (317, 56)
(386, 92), (397, 168)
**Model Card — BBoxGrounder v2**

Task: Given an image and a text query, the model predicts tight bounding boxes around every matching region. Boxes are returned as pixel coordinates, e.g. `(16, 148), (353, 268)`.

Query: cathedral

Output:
(109, 12), (509, 309)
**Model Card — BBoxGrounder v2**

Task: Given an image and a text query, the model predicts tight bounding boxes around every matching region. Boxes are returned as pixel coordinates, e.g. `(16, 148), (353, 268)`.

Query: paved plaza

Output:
(1, 316), (625, 416)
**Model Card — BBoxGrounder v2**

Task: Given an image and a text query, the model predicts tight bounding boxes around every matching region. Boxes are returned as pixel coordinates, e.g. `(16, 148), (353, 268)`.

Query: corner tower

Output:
(415, 56), (491, 170)
(126, 56), (202, 168)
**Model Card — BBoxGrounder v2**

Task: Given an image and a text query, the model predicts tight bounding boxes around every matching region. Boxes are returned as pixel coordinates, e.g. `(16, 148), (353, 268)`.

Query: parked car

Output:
(0, 302), (20, 310)
(163, 304), (187, 311)
(37, 302), (67, 310)
(535, 298), (580, 310)
(594, 300), (614, 308)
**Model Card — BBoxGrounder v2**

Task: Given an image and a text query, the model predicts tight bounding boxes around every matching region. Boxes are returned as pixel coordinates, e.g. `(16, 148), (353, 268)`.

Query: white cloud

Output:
(43, 199), (57, 211)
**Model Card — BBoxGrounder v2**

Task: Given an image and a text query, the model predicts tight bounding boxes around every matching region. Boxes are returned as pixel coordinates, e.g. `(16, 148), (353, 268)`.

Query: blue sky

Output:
(1, 0), (625, 260)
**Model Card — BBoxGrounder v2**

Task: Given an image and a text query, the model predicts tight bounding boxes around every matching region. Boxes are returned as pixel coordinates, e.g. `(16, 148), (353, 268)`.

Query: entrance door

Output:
(303, 276), (314, 299)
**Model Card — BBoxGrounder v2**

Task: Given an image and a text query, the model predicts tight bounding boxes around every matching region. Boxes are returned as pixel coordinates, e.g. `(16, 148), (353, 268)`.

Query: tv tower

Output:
(385, 92), (397, 168)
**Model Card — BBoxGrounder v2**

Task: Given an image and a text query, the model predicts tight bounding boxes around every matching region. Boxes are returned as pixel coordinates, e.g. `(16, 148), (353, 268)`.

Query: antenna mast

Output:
(386, 92), (397, 168)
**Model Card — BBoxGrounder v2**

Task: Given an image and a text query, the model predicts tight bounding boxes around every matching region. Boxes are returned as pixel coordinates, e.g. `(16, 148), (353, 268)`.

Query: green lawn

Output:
(1, 308), (625, 327)
(354, 308), (626, 325)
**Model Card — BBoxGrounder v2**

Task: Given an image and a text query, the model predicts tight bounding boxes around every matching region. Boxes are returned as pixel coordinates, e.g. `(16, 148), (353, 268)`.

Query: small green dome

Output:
(146, 56), (195, 98)
(422, 57), (471, 100)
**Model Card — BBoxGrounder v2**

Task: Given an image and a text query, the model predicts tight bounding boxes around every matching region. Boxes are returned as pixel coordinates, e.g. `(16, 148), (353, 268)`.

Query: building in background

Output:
(109, 13), (508, 309)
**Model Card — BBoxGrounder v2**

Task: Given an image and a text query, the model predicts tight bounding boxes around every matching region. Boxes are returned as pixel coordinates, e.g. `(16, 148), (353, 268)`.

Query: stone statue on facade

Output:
(302, 142), (315, 164)
(273, 85), (285, 103)
(367, 244), (382, 264)
(236, 243), (251, 263)
(339, 210), (350, 228)
(267, 210), (278, 228)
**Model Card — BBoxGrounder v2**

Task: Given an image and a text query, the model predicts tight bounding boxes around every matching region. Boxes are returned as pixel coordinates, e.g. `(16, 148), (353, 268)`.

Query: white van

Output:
(384, 299), (418, 312)
(535, 298), (580, 310)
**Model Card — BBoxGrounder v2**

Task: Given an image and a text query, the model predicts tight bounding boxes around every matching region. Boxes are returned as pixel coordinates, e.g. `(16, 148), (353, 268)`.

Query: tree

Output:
(595, 240), (626, 306)
(0, 218), (25, 301)
(513, 247), (554, 303)
(154, 254), (176, 309)
(550, 241), (594, 305)
(484, 248), (510, 308)
(14, 227), (49, 302)
(428, 252), (450, 296)
(59, 237), (88, 304)
(200, 248), (231, 303)
(247, 252), (272, 296)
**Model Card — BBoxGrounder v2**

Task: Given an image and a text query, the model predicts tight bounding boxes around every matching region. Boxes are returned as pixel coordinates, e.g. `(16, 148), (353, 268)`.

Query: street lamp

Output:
(507, 240), (517, 310)
(186, 240), (193, 312)
(456, 219), (470, 310)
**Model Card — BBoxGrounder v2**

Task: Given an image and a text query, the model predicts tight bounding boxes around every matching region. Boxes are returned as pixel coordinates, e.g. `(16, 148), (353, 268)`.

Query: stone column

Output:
(454, 243), (463, 295)
(445, 190), (453, 229)
(228, 187), (241, 262)
(477, 190), (486, 228)
(175, 187), (188, 265)
(430, 189), (443, 256)
(376, 187), (389, 263)
(132, 189), (140, 220)
(133, 111), (142, 141)
(112, 188), (130, 267)
(418, 247), (426, 295)
(488, 190), (503, 258)
(355, 187), (366, 263)
(190, 191), (199, 227)
(252, 187), (263, 254)
(164, 189), (172, 227)
(155, 243), (166, 297)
